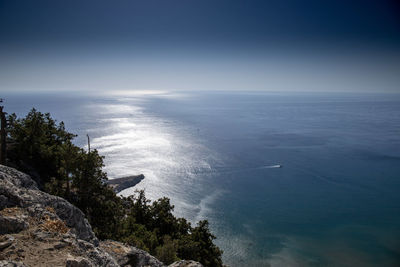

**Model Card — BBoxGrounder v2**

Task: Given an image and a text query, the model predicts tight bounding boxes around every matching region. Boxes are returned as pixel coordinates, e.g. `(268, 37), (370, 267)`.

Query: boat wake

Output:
(260, 164), (282, 169)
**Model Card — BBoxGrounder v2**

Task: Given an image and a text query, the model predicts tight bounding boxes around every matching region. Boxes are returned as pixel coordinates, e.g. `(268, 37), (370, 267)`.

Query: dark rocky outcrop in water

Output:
(106, 174), (145, 193)
(0, 165), (203, 267)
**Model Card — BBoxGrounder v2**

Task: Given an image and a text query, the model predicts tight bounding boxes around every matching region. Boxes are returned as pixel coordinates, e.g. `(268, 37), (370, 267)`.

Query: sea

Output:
(3, 91), (400, 266)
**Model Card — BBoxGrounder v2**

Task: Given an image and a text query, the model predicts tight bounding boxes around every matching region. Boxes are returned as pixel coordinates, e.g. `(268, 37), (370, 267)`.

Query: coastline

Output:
(106, 174), (145, 193)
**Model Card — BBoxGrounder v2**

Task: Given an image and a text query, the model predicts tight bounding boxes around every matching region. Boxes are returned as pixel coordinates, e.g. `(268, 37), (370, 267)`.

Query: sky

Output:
(0, 0), (399, 93)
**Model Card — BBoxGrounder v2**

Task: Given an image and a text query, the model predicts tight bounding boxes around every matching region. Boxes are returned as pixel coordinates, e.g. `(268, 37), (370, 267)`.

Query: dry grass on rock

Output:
(40, 215), (69, 234)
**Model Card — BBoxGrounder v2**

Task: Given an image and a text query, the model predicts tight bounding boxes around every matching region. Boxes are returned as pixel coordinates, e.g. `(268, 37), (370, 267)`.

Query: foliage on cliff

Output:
(5, 108), (223, 266)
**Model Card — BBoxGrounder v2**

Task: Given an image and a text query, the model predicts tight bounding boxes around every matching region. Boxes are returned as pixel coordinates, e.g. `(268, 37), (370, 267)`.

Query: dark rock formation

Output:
(0, 216), (28, 235)
(106, 175), (145, 193)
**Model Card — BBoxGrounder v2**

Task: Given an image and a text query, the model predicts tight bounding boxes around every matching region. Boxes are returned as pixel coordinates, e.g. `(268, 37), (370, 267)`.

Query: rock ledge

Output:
(0, 165), (203, 267)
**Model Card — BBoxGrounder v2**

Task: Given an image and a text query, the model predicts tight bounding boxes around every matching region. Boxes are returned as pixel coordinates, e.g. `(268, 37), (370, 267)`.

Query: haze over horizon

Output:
(2, 2), (400, 266)
(1, 0), (400, 93)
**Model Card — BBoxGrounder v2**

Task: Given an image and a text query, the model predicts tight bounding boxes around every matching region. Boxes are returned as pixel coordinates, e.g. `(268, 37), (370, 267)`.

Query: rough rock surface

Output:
(0, 215), (28, 235)
(65, 256), (94, 267)
(0, 165), (96, 244)
(0, 165), (204, 267)
(0, 165), (119, 267)
(168, 260), (203, 267)
(100, 240), (165, 267)
(0, 260), (28, 267)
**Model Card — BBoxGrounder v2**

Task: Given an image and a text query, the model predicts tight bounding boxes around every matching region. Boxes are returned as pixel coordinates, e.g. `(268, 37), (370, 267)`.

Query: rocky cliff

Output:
(0, 165), (202, 267)
(105, 175), (145, 193)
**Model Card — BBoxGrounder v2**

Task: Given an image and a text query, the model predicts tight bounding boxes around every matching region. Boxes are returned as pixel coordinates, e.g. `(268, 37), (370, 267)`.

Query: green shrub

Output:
(155, 236), (179, 264)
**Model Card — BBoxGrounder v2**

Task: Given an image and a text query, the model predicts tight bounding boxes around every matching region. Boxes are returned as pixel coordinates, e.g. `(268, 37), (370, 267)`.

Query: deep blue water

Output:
(3, 91), (400, 266)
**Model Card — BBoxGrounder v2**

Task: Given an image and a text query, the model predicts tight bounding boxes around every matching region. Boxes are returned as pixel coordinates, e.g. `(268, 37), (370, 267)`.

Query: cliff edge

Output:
(0, 165), (202, 267)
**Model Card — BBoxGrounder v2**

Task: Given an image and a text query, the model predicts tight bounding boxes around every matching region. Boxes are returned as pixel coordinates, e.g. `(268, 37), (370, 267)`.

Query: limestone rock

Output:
(76, 239), (119, 267)
(66, 256), (93, 267)
(0, 261), (28, 267)
(0, 165), (97, 244)
(0, 165), (119, 266)
(0, 236), (14, 251)
(100, 240), (165, 267)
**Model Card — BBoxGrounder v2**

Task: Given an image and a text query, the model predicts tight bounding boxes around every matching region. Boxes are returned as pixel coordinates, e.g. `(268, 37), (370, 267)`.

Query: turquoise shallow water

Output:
(4, 91), (400, 266)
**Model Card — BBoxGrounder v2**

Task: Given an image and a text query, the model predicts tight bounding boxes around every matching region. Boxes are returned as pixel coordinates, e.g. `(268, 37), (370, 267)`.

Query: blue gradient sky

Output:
(1, 0), (399, 93)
